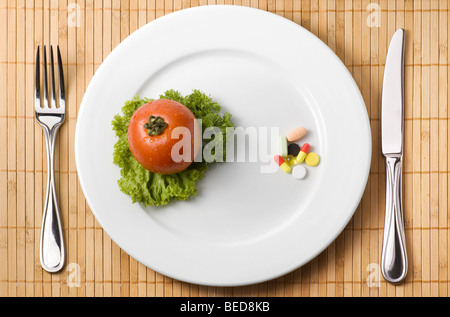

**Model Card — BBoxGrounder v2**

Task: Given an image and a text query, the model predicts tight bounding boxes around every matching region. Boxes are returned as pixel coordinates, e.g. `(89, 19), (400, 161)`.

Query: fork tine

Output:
(57, 46), (65, 109)
(43, 45), (49, 108)
(49, 45), (57, 108)
(35, 46), (40, 108)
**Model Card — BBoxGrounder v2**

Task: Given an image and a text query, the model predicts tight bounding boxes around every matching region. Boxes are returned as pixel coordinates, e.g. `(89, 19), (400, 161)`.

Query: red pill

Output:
(295, 143), (311, 164)
(300, 143), (310, 153)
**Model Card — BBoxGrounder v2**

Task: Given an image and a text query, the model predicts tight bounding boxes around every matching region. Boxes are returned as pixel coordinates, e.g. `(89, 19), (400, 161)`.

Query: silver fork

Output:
(35, 45), (65, 273)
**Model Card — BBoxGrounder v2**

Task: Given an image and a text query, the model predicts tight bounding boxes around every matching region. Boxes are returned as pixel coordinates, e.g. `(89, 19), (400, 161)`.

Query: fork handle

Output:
(40, 124), (65, 273)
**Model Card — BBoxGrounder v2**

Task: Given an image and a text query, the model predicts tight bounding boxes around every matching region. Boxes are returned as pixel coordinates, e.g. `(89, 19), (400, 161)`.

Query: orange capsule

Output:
(287, 127), (307, 142)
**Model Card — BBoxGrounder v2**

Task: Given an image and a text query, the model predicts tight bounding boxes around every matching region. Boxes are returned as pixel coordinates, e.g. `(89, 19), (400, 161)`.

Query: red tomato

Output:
(127, 99), (200, 174)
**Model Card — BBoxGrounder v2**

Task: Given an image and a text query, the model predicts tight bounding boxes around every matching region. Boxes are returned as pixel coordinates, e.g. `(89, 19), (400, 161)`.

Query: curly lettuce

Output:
(112, 90), (234, 206)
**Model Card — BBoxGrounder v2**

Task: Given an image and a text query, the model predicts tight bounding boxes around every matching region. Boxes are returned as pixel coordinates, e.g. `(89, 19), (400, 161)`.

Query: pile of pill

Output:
(274, 126), (320, 180)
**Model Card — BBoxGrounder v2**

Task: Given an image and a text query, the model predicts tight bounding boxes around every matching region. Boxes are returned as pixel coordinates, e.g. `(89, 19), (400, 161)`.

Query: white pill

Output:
(292, 165), (307, 179)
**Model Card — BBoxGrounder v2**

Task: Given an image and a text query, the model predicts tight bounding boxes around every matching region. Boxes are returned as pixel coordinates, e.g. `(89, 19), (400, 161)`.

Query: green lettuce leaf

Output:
(112, 90), (234, 206)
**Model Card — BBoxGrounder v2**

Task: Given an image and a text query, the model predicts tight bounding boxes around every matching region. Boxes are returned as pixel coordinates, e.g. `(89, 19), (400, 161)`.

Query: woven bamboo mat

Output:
(0, 0), (449, 297)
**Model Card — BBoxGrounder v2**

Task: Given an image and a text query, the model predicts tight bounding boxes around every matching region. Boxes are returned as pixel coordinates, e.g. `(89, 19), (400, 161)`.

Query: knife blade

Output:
(380, 28), (408, 284)
(382, 28), (405, 156)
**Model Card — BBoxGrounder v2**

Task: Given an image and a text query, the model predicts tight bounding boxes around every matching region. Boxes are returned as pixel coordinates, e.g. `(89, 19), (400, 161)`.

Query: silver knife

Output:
(381, 28), (407, 283)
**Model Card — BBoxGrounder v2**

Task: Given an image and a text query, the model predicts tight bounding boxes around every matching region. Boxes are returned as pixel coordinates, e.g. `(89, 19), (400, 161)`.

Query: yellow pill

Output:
(305, 152), (320, 167)
(274, 155), (292, 173)
(295, 151), (307, 164)
(280, 162), (292, 173)
(285, 155), (296, 166)
(295, 143), (310, 164)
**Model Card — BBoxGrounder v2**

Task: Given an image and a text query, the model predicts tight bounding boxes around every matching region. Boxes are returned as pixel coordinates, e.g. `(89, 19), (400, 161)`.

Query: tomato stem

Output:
(143, 115), (167, 136)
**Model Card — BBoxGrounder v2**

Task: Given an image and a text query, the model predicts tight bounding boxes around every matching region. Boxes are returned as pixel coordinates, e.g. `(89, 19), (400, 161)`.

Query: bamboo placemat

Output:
(0, 0), (449, 297)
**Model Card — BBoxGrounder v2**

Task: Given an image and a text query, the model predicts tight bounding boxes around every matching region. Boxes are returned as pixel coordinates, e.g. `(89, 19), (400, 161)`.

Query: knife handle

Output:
(381, 155), (408, 283)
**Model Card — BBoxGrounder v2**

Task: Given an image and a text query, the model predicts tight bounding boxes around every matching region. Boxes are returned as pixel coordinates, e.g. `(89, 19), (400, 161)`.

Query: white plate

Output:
(75, 5), (371, 286)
